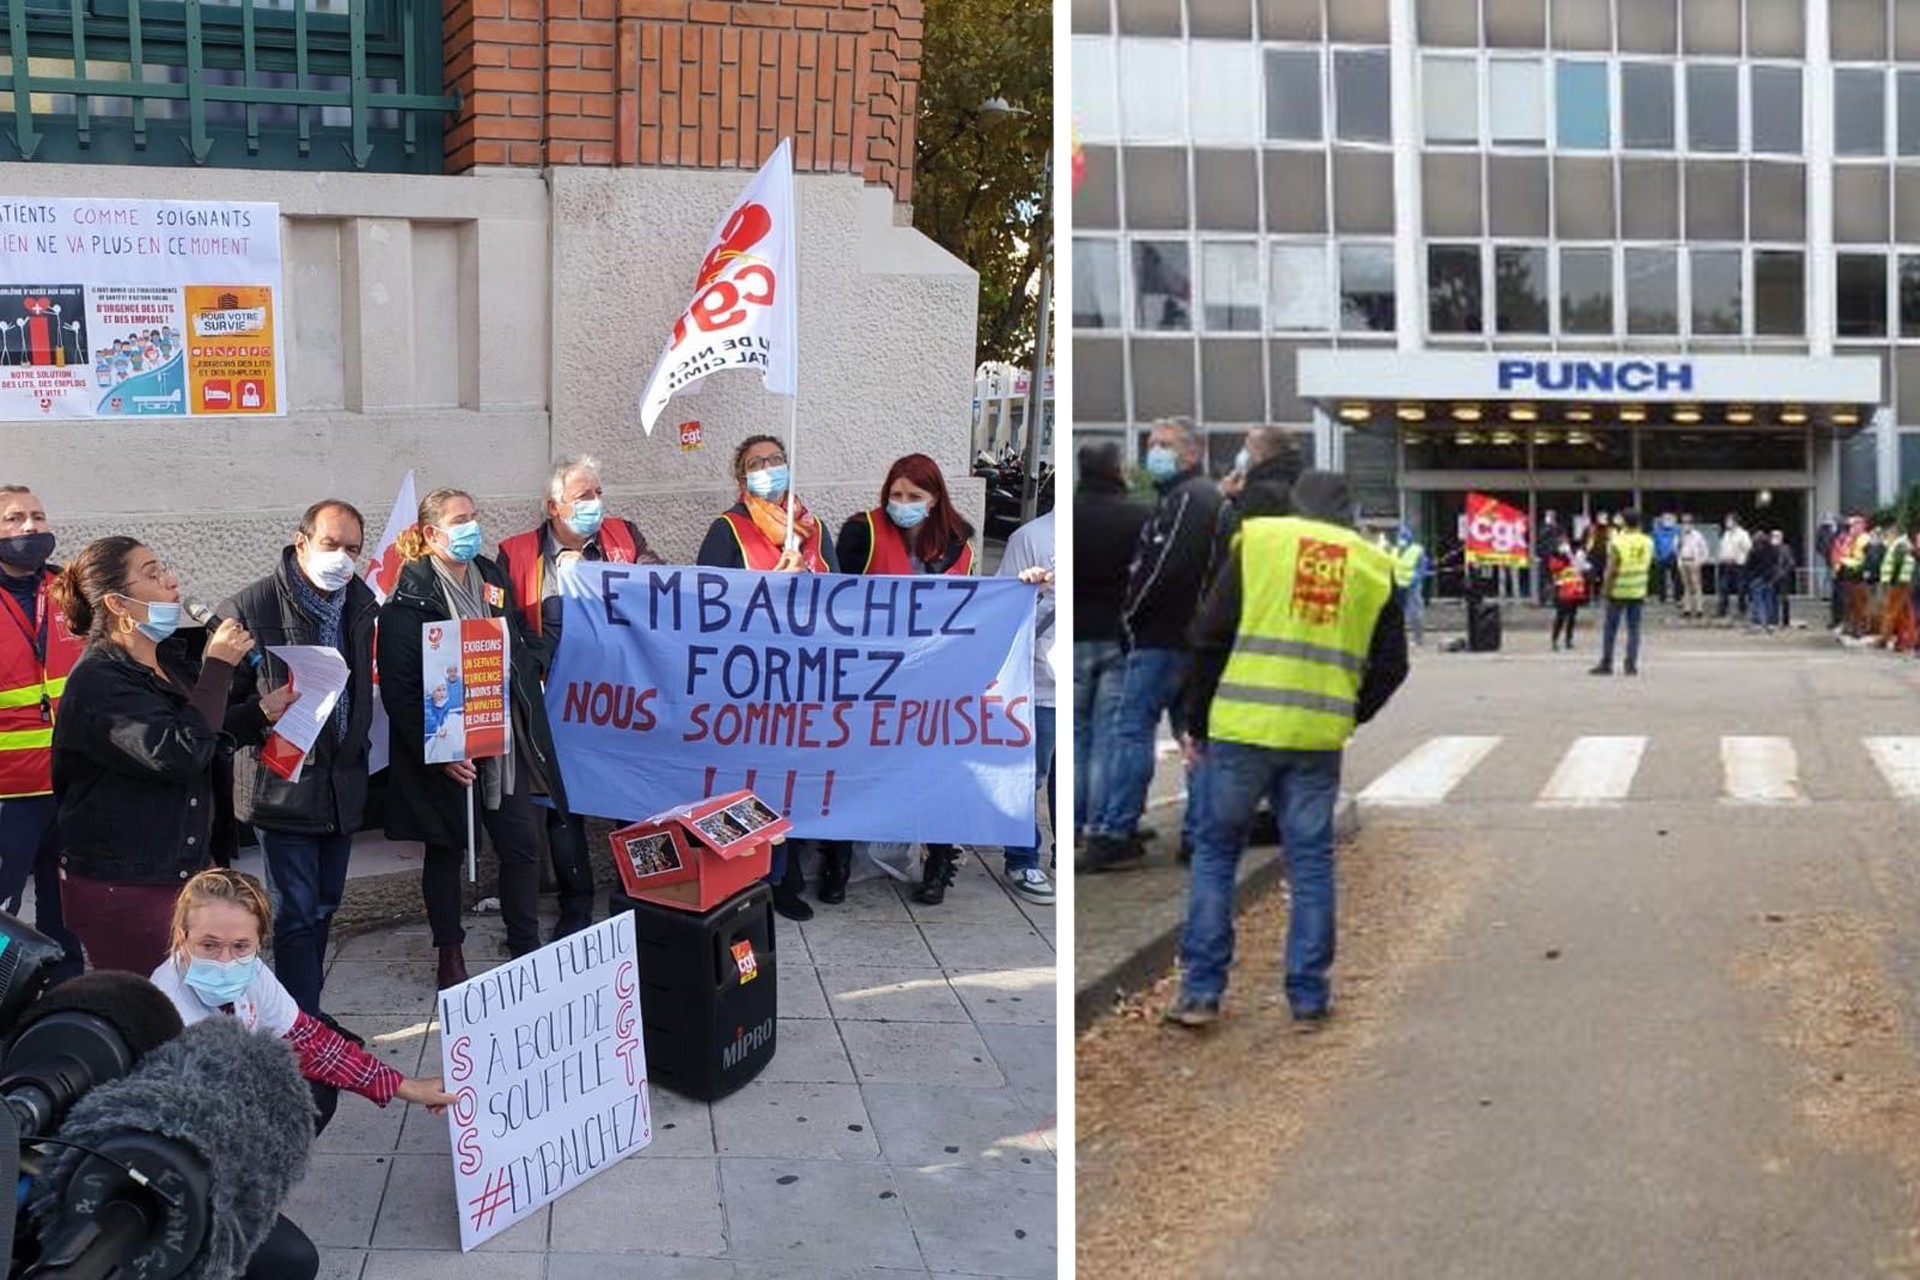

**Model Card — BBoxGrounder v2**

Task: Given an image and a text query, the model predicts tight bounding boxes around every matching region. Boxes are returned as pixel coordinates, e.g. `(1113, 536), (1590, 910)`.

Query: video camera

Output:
(0, 912), (314, 1279)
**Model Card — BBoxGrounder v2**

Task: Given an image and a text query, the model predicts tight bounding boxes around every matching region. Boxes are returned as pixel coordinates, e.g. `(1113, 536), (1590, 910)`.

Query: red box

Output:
(608, 789), (791, 914)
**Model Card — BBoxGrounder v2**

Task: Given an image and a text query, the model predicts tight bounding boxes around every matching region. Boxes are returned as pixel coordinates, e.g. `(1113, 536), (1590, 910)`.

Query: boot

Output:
(911, 845), (959, 906)
(818, 842), (851, 905)
(436, 944), (469, 991)
(771, 849), (814, 922)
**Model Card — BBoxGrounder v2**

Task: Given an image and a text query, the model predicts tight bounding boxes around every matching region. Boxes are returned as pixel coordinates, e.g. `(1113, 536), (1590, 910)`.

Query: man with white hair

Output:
(498, 457), (664, 941)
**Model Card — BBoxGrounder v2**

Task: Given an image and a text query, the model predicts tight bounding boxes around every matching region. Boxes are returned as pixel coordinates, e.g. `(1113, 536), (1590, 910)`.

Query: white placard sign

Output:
(439, 914), (651, 1251)
(0, 197), (284, 419)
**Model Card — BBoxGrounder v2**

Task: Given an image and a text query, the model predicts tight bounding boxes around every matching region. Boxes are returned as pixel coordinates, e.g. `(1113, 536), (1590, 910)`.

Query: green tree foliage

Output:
(913, 0), (1052, 367)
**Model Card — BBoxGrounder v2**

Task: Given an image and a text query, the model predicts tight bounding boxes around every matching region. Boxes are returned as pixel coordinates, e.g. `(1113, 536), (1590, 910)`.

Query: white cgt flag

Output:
(638, 138), (798, 434)
(362, 468), (417, 776)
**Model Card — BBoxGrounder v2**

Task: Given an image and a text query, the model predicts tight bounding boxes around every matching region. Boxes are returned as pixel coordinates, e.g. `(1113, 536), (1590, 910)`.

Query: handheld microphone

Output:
(28, 1016), (316, 1280)
(2, 972), (184, 1143)
(180, 600), (261, 670)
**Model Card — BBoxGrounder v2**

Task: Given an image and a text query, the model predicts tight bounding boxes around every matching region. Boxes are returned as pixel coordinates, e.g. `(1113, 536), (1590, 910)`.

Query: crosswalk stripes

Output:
(1536, 736), (1647, 808)
(1864, 737), (1920, 801)
(1356, 736), (1502, 808)
(1719, 736), (1805, 806)
(1345, 733), (1920, 809)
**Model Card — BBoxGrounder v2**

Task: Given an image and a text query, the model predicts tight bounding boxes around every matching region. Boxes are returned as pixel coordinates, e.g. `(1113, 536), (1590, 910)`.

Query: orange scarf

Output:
(743, 491), (818, 553)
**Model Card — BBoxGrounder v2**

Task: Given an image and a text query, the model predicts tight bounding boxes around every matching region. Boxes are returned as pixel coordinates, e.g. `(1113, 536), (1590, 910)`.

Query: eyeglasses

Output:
(187, 937), (257, 961)
(125, 560), (175, 585)
(742, 455), (788, 473)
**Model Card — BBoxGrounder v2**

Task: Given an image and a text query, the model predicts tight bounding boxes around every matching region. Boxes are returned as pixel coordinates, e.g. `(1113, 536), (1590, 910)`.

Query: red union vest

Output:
(498, 519), (640, 636)
(854, 509), (974, 576)
(721, 509), (828, 573)
(0, 570), (85, 798)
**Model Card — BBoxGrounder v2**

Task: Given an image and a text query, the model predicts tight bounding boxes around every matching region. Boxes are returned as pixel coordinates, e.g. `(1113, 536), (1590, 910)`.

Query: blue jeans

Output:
(257, 828), (353, 1016)
(1600, 599), (1644, 670)
(1073, 641), (1127, 836)
(1001, 706), (1055, 873)
(1178, 741), (1343, 1012)
(1747, 579), (1776, 627)
(0, 795), (83, 982)
(1398, 585), (1425, 646)
(1090, 647), (1190, 838)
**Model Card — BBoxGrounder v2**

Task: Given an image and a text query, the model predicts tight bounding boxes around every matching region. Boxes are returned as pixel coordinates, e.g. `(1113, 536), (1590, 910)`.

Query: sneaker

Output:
(1291, 1006), (1331, 1033)
(1085, 833), (1147, 873)
(1587, 664), (1612, 676)
(1162, 992), (1221, 1028)
(1006, 867), (1055, 904)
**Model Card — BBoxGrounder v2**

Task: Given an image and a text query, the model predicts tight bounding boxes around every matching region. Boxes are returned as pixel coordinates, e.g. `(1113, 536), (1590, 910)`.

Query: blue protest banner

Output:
(544, 564), (1038, 845)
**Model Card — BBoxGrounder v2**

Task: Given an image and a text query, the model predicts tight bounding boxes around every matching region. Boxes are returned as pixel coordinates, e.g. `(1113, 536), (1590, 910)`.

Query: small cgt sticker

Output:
(731, 940), (758, 984)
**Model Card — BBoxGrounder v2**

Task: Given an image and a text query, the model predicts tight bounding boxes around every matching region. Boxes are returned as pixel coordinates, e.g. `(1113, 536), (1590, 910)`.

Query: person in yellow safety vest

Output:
(1591, 507), (1655, 677)
(0, 487), (84, 982)
(1392, 525), (1427, 647)
(1163, 471), (1409, 1030)
(1839, 515), (1871, 637)
(1879, 527), (1915, 649)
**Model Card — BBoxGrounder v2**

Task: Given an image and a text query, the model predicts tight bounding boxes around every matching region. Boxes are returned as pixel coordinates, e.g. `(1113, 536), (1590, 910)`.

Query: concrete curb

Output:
(1073, 795), (1360, 1031)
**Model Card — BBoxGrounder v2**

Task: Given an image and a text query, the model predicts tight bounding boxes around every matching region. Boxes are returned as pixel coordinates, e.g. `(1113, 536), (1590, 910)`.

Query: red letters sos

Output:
(672, 203), (777, 348)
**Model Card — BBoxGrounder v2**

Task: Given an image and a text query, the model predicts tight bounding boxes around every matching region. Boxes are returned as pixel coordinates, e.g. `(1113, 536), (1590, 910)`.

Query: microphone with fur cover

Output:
(26, 1016), (316, 1280)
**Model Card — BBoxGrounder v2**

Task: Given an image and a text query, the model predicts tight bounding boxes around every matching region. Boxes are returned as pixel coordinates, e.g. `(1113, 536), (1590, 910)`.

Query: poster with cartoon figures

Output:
(0, 198), (282, 419)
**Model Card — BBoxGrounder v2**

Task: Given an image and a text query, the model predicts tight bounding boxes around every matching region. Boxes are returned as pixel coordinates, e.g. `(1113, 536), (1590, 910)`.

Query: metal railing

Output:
(2, 0), (457, 172)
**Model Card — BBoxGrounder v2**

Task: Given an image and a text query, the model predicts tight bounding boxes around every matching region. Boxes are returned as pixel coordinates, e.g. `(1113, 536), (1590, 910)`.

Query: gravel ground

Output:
(1074, 826), (1493, 1278)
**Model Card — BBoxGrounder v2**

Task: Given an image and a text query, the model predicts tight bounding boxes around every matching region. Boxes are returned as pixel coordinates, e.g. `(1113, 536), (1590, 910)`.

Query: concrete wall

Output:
(0, 163), (979, 599)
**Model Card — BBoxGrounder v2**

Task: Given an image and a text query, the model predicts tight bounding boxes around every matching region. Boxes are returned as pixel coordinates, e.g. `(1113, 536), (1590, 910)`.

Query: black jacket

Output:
(216, 548), (378, 835)
(1074, 485), (1150, 645)
(1123, 472), (1222, 650)
(1206, 457), (1295, 589)
(53, 641), (261, 885)
(1184, 520), (1410, 741)
(377, 556), (568, 849)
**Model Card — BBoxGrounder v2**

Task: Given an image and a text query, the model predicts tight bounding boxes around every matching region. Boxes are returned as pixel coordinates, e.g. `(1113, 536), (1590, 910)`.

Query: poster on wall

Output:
(0, 198), (282, 418)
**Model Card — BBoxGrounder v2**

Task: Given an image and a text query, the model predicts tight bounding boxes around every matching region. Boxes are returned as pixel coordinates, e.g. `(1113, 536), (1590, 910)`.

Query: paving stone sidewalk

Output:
(287, 851), (1057, 1280)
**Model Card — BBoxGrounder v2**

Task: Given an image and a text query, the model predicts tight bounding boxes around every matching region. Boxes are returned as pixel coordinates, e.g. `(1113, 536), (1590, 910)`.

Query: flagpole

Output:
(783, 138), (800, 554)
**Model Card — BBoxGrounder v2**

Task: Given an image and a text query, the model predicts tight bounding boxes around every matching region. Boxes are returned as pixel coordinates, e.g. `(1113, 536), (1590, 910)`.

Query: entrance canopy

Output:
(1297, 350), (1882, 432)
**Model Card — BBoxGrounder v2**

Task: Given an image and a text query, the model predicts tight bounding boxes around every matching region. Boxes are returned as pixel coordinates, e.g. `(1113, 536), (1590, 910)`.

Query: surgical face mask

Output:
(887, 500), (929, 529)
(440, 521), (483, 563)
(0, 531), (54, 572)
(119, 596), (180, 643)
(183, 953), (259, 1007)
(302, 547), (357, 593)
(564, 498), (605, 539)
(1233, 448), (1250, 475)
(745, 466), (790, 500)
(1144, 445), (1179, 482)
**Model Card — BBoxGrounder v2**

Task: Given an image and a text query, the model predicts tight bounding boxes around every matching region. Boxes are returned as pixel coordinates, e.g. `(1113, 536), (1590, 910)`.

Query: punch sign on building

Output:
(1073, 0), (1920, 580)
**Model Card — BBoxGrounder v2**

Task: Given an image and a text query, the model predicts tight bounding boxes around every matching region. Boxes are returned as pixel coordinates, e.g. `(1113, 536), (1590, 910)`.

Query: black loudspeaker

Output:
(1467, 599), (1503, 652)
(610, 881), (779, 1101)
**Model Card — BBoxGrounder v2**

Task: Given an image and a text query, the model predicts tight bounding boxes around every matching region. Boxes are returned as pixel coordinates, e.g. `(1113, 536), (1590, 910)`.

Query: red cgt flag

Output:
(1464, 492), (1529, 568)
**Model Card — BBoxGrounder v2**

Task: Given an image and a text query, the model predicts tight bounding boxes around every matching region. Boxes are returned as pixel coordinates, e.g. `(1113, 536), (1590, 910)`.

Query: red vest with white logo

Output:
(853, 509), (975, 576)
(720, 509), (829, 573)
(497, 519), (640, 636)
(0, 571), (85, 798)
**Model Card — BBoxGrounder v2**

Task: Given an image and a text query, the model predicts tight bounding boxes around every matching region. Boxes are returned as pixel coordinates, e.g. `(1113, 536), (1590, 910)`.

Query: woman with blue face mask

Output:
(377, 487), (571, 990)
(151, 868), (454, 1280)
(49, 537), (286, 974)
(696, 435), (839, 574)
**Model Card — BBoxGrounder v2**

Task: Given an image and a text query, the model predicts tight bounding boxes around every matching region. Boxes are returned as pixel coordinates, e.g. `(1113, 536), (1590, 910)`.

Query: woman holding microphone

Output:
(49, 536), (290, 972)
(378, 487), (567, 989)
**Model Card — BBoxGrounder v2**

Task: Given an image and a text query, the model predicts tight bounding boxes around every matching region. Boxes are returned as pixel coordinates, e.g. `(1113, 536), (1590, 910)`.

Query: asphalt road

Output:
(1083, 608), (1920, 1278)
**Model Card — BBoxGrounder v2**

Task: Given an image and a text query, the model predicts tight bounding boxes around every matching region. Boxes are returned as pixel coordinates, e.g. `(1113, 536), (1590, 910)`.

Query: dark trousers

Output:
(60, 873), (187, 974)
(1551, 601), (1580, 647)
(543, 809), (597, 942)
(241, 1080), (336, 1280)
(258, 828), (353, 1016)
(424, 768), (542, 957)
(0, 796), (83, 982)
(1716, 564), (1745, 617)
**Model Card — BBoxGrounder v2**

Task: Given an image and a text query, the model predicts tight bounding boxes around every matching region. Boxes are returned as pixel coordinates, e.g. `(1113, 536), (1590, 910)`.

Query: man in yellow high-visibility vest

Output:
(1592, 507), (1654, 676)
(1164, 472), (1409, 1030)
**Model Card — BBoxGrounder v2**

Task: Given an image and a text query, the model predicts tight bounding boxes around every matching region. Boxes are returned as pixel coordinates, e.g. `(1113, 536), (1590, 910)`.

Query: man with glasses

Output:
(216, 500), (379, 1017)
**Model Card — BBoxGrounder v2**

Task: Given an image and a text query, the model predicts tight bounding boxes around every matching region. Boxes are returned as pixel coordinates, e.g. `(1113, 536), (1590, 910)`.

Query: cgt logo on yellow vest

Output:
(1291, 538), (1350, 626)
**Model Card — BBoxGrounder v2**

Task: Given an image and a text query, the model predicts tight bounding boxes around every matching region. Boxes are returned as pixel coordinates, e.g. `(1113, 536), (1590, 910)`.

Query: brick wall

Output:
(443, 0), (922, 201)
